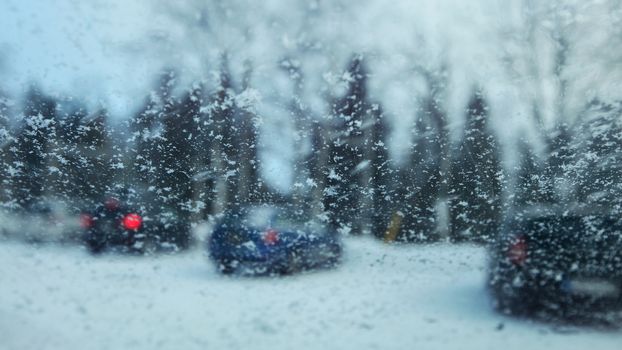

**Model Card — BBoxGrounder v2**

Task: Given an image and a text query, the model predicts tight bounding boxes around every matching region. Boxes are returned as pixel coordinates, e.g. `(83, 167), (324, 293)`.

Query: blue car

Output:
(208, 205), (342, 275)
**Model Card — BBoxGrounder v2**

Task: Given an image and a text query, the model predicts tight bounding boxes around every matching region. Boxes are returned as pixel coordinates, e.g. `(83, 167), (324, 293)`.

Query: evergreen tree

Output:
(572, 101), (622, 212)
(235, 62), (263, 206)
(388, 91), (448, 243)
(424, 92), (451, 238)
(368, 108), (391, 238)
(448, 89), (502, 243)
(512, 136), (548, 207)
(129, 70), (176, 210)
(74, 109), (113, 206)
(323, 55), (369, 234)
(12, 86), (58, 207)
(155, 85), (196, 248)
(192, 82), (216, 219)
(397, 114), (442, 242)
(279, 57), (314, 210)
(388, 65), (450, 243)
(159, 85), (198, 219)
(0, 90), (14, 206)
(307, 118), (331, 221)
(542, 122), (573, 204)
(46, 100), (89, 205)
(210, 57), (238, 211)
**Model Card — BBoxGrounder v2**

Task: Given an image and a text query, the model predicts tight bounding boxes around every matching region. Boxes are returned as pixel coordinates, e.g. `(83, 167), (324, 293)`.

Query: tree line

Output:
(1, 55), (620, 245)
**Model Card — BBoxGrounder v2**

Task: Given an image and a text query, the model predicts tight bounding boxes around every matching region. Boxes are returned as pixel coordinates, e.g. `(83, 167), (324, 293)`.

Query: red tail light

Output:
(508, 235), (527, 265)
(263, 229), (279, 245)
(79, 214), (94, 229)
(122, 213), (142, 231)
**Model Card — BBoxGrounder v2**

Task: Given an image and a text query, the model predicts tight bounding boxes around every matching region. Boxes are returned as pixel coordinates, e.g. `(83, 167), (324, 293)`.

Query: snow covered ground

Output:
(1, 237), (620, 350)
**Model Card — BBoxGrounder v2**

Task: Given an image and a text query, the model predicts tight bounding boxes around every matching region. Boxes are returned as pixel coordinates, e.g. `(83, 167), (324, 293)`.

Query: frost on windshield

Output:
(1, 0), (622, 340)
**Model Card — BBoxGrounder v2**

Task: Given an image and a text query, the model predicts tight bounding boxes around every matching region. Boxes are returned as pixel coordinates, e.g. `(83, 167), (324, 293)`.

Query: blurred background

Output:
(1, 0), (621, 243)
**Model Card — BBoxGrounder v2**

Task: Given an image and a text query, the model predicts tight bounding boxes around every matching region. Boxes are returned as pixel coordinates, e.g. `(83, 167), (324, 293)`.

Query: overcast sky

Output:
(0, 0), (512, 115)
(0, 0), (159, 116)
(1, 0), (618, 188)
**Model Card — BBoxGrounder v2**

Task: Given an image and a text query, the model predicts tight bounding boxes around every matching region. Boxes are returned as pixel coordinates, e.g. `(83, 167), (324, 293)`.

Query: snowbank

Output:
(1, 238), (620, 350)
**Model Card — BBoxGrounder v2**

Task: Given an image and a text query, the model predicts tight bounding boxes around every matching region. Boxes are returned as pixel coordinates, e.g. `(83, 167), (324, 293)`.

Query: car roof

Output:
(222, 205), (326, 232)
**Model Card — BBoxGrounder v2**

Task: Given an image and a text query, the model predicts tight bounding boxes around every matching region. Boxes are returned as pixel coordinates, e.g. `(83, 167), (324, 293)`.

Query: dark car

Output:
(81, 196), (193, 254)
(208, 205), (342, 275)
(81, 197), (150, 254)
(487, 206), (622, 322)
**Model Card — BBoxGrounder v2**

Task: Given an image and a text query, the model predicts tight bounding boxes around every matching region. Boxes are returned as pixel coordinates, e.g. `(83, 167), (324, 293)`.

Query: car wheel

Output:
(130, 233), (157, 255)
(318, 244), (342, 269)
(489, 281), (536, 317)
(86, 237), (105, 254)
(218, 258), (237, 274)
(282, 250), (301, 274)
(328, 244), (342, 263)
(142, 235), (158, 255)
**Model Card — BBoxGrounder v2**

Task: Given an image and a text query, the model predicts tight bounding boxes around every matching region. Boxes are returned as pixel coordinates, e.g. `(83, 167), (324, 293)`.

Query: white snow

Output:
(1, 238), (620, 350)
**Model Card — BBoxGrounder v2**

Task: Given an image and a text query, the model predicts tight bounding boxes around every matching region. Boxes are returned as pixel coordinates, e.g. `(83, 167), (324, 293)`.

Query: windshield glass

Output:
(1, 0), (621, 349)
